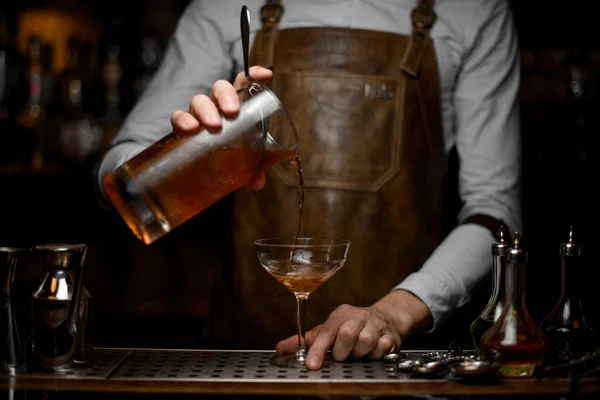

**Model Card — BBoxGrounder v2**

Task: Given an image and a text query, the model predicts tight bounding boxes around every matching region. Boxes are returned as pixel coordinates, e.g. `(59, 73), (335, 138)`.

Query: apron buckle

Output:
(411, 6), (436, 29)
(261, 4), (284, 24)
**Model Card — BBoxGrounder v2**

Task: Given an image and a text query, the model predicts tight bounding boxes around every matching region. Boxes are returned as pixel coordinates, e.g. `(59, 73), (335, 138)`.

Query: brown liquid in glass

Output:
(105, 134), (303, 245)
(267, 259), (344, 295)
(483, 339), (547, 370)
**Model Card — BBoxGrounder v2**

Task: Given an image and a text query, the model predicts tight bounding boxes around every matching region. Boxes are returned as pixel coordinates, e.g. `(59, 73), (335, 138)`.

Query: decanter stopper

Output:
(559, 225), (580, 257)
(492, 226), (509, 256)
(507, 231), (526, 263)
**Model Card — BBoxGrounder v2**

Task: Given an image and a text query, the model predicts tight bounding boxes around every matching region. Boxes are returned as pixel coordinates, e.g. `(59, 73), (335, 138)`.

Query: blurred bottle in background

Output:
(1, 3), (180, 170)
(47, 35), (102, 166)
(132, 26), (163, 101)
(97, 11), (124, 155)
(0, 8), (27, 166)
(14, 35), (53, 170)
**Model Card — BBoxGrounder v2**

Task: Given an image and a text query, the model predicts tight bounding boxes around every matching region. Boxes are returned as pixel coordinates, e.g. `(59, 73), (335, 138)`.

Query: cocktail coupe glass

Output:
(254, 238), (351, 368)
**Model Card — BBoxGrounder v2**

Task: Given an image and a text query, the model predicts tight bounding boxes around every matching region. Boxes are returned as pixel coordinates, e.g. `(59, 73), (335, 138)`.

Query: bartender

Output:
(96, 0), (521, 370)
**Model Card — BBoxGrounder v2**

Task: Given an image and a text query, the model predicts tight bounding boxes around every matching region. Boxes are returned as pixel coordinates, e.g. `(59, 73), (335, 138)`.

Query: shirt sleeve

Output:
(395, 0), (522, 330)
(95, 0), (235, 201)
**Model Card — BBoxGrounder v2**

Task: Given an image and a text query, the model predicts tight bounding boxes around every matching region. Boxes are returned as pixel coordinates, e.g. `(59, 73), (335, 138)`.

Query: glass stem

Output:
(295, 294), (308, 361)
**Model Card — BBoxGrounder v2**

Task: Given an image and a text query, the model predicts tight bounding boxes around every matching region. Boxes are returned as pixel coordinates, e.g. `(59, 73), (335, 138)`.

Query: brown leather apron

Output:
(223, 0), (446, 349)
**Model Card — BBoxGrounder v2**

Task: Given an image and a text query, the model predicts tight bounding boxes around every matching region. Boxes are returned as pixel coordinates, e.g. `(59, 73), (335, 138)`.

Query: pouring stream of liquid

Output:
(239, 6), (307, 260)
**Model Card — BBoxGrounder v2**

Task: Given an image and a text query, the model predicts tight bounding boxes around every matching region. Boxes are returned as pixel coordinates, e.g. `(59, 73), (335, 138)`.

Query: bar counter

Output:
(2, 348), (600, 397)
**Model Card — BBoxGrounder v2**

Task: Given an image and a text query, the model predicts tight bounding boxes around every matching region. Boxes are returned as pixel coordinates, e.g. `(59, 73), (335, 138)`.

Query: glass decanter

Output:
(540, 226), (600, 365)
(481, 233), (547, 378)
(470, 226), (509, 359)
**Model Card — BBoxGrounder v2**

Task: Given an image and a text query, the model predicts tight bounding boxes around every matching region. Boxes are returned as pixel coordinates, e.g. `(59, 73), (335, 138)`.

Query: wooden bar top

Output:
(1, 348), (598, 396)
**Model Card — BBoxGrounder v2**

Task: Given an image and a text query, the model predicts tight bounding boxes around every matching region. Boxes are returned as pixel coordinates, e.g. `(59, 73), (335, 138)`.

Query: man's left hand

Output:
(275, 290), (433, 370)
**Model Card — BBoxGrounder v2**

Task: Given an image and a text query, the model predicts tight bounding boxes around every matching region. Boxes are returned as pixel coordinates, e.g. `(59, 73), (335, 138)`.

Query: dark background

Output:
(1, 0), (600, 351)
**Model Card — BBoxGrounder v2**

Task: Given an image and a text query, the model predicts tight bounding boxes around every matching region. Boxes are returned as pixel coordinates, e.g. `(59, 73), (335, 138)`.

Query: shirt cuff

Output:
(392, 223), (495, 332)
(392, 273), (452, 334)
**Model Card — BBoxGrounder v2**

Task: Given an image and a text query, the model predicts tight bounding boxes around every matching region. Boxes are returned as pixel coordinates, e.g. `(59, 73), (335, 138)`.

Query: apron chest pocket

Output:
(271, 71), (405, 193)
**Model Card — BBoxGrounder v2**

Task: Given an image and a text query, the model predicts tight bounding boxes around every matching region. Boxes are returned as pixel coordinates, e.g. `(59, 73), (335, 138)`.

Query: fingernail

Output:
(307, 355), (320, 368)
(224, 99), (238, 111)
(182, 115), (195, 130)
(208, 113), (221, 125)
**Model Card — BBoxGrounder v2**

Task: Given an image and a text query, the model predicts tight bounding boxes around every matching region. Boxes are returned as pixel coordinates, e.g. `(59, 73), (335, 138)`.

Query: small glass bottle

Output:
(470, 226), (509, 359)
(96, 42), (123, 153)
(0, 9), (27, 165)
(481, 232), (548, 378)
(55, 36), (102, 165)
(540, 226), (600, 365)
(15, 36), (45, 167)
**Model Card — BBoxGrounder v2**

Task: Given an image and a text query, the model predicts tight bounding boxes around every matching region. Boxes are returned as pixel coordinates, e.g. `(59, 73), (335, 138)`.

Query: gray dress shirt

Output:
(97, 0), (522, 331)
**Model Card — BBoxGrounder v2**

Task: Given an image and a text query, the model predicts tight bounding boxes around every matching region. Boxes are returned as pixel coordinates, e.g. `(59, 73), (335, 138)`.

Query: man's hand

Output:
(276, 290), (433, 370)
(170, 66), (273, 191)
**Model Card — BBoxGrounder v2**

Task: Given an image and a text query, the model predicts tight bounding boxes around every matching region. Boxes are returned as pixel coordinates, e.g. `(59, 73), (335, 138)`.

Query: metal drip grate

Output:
(2, 348), (595, 396)
(111, 350), (409, 381)
(1, 349), (130, 379)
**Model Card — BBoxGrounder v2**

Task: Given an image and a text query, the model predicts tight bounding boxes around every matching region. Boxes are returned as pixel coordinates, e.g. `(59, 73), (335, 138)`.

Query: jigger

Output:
(30, 243), (93, 371)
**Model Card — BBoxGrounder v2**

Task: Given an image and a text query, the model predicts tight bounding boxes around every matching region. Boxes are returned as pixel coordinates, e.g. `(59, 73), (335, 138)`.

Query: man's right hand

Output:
(170, 66), (273, 191)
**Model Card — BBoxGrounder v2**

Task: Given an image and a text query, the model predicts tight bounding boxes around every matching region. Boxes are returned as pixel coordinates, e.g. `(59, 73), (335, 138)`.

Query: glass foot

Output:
(269, 353), (334, 369)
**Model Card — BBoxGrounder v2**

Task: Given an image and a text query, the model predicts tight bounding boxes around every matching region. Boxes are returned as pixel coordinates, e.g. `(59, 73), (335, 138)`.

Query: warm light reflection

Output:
(17, 9), (100, 74)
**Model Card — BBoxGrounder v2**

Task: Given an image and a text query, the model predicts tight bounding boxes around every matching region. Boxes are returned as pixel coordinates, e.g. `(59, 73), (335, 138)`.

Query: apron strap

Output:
(255, 0), (284, 68)
(255, 0), (435, 75)
(401, 0), (436, 77)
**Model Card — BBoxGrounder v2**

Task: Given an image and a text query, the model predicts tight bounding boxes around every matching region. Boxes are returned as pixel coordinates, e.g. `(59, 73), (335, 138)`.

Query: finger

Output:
(246, 173), (266, 191)
(209, 79), (240, 115)
(366, 334), (397, 360)
(351, 323), (381, 360)
(188, 94), (222, 130)
(171, 110), (201, 133)
(305, 319), (346, 370)
(276, 325), (323, 354)
(304, 324), (323, 347)
(331, 319), (365, 362)
(275, 335), (298, 355)
(233, 65), (273, 89)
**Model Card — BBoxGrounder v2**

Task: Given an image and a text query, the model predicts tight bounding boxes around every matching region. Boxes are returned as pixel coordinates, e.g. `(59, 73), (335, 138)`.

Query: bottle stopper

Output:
(492, 225), (509, 256)
(507, 231), (527, 263)
(559, 225), (581, 257)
